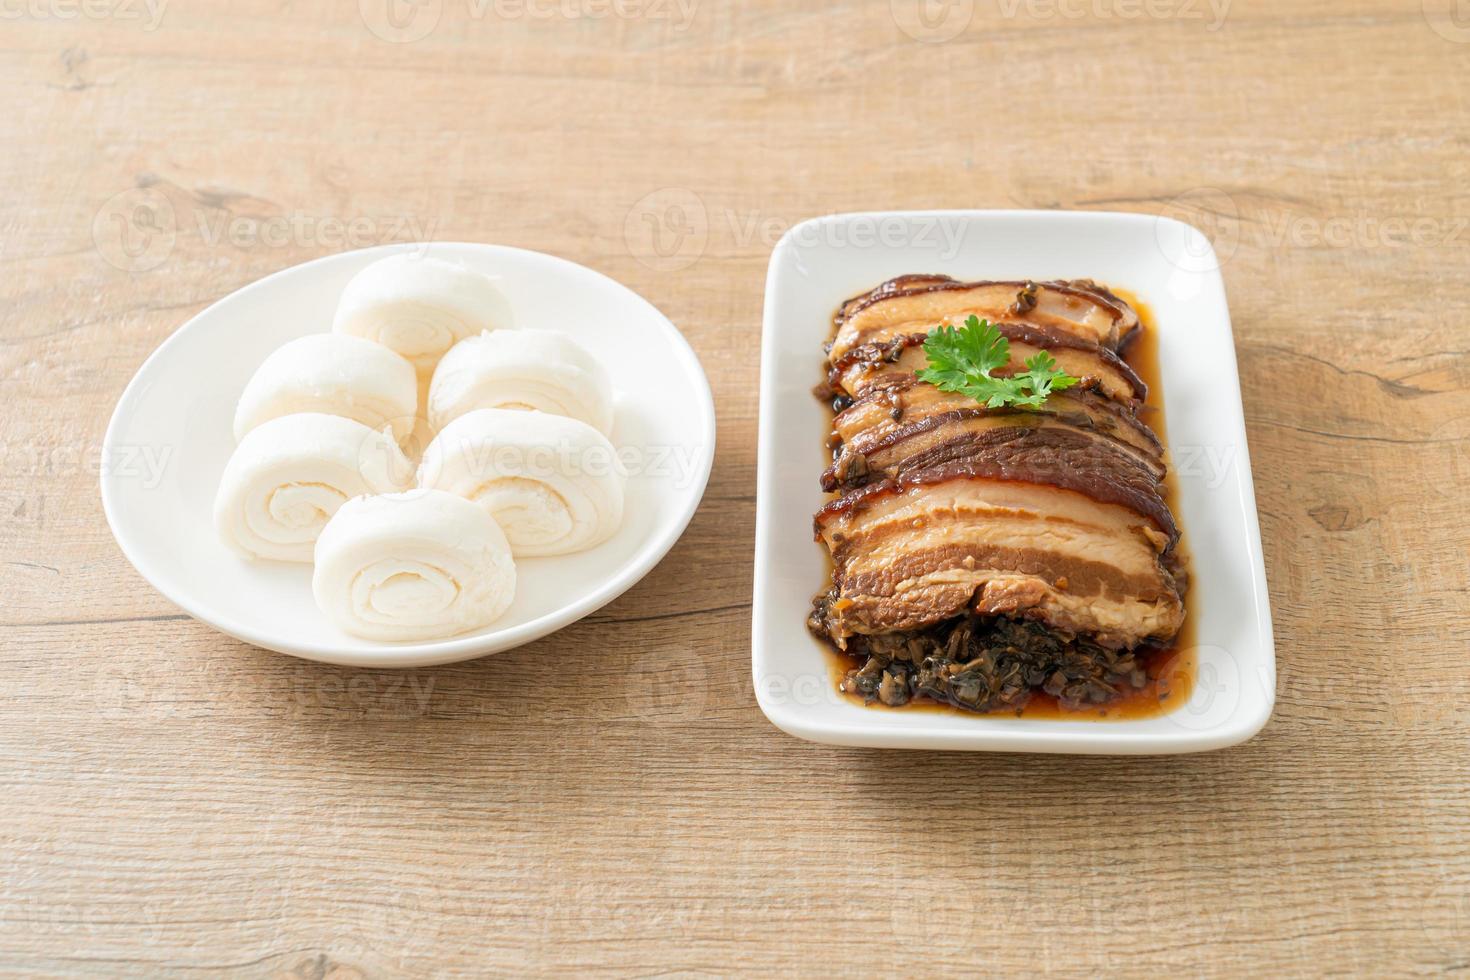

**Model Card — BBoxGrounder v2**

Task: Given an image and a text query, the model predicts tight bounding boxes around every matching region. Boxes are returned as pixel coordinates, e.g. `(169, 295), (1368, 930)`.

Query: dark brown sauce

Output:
(820, 285), (1195, 721)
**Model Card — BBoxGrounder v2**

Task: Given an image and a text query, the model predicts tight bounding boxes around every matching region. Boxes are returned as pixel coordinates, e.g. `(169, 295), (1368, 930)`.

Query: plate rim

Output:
(101, 241), (716, 668)
(751, 208), (1276, 754)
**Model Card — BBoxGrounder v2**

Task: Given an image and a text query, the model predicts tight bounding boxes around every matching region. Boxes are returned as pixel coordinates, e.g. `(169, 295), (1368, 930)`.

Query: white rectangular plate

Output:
(752, 210), (1274, 754)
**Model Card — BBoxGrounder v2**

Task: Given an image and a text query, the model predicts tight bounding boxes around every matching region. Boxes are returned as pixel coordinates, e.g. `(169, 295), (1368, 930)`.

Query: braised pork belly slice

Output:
(828, 323), (1146, 406)
(825, 382), (1164, 491)
(813, 472), (1184, 651)
(830, 276), (1139, 362)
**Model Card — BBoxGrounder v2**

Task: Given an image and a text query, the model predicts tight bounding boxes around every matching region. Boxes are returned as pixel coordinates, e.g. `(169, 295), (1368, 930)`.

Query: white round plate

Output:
(102, 243), (715, 667)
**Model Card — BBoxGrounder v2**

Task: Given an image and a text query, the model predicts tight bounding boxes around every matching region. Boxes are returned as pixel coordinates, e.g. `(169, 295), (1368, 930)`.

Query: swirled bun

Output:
(418, 408), (625, 557)
(214, 413), (412, 562)
(233, 333), (417, 443)
(427, 330), (614, 435)
(333, 254), (513, 375)
(312, 490), (517, 641)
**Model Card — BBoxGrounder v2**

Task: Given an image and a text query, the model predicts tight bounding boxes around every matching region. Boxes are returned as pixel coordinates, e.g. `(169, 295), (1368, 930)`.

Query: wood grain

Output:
(3, 0), (1469, 974)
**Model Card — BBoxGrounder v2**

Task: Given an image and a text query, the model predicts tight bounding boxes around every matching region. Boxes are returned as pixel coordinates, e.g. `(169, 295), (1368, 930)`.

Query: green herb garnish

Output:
(916, 315), (1078, 409)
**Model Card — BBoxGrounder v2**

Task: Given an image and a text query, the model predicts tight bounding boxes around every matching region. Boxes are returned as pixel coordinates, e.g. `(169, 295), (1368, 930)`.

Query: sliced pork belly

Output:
(827, 323), (1146, 406)
(813, 471), (1184, 651)
(811, 274), (1185, 713)
(834, 381), (1162, 465)
(823, 383), (1165, 492)
(830, 276), (1139, 362)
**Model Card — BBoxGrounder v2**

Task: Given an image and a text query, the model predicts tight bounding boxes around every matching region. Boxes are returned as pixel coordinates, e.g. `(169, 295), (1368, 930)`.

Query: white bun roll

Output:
(418, 408), (625, 557)
(312, 490), (516, 641)
(427, 330), (614, 435)
(233, 333), (417, 443)
(333, 254), (513, 375)
(214, 413), (413, 562)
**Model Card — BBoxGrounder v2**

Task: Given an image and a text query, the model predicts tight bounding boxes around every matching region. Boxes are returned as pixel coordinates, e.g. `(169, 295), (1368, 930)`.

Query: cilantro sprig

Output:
(915, 315), (1078, 410)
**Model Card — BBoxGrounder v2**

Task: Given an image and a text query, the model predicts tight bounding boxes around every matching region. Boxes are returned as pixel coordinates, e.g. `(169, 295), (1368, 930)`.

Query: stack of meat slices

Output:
(810, 276), (1188, 713)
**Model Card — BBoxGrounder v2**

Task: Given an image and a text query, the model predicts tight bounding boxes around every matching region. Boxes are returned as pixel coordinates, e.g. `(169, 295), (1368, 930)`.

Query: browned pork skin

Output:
(830, 276), (1140, 363)
(826, 322), (1147, 407)
(831, 382), (1163, 475)
(822, 403), (1166, 493)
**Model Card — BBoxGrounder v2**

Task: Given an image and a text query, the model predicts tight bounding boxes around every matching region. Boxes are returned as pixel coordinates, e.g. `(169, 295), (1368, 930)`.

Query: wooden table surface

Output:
(4, 0), (1469, 975)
